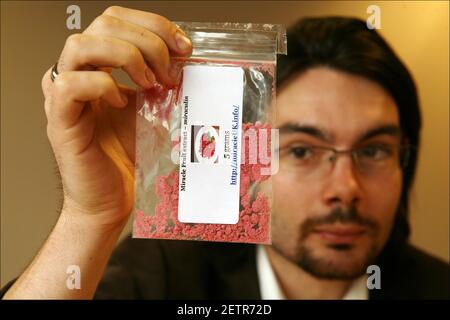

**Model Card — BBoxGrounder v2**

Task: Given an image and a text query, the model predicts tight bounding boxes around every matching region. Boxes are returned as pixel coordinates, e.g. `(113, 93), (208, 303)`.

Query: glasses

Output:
(278, 143), (412, 178)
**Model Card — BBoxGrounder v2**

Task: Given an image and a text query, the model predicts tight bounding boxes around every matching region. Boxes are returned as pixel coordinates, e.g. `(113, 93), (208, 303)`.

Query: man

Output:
(2, 7), (449, 299)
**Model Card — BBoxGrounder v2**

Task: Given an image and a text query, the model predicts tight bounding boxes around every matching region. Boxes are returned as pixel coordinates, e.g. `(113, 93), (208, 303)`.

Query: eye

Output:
(357, 145), (392, 160)
(290, 146), (314, 159)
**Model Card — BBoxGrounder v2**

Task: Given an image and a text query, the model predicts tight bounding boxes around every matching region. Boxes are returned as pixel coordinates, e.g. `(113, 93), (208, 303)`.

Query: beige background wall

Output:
(1, 1), (448, 286)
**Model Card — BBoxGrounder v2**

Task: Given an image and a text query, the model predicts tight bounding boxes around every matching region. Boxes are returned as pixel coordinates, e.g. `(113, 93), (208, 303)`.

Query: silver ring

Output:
(50, 63), (59, 82)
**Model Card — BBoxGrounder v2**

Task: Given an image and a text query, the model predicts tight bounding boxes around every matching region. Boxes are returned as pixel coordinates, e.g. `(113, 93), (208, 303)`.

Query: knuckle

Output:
(152, 15), (181, 39)
(152, 13), (172, 29)
(166, 20), (179, 37)
(91, 14), (115, 32)
(125, 44), (143, 66)
(64, 33), (84, 51)
(103, 5), (122, 16)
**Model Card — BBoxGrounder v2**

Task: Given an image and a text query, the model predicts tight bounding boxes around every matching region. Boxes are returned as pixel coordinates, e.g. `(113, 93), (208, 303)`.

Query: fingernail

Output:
(145, 68), (156, 87)
(175, 30), (192, 52)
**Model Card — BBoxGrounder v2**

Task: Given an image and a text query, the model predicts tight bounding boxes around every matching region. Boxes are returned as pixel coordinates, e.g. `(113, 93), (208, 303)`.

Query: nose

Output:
(322, 155), (362, 207)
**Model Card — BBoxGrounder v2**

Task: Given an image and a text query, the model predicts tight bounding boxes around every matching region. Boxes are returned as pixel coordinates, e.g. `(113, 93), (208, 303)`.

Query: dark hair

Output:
(277, 17), (422, 247)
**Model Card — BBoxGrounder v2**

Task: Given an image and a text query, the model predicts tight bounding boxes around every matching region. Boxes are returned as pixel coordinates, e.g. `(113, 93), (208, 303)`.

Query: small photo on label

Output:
(191, 125), (220, 164)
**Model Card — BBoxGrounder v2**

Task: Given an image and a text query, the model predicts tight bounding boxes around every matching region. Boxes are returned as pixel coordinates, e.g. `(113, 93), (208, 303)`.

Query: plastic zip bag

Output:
(132, 22), (286, 244)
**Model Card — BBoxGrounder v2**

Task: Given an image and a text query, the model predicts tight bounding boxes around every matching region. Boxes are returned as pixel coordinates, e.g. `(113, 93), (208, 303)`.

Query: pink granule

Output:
(133, 122), (272, 244)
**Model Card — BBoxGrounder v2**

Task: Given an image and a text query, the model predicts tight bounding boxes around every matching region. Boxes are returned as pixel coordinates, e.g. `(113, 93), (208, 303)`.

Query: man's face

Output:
(271, 67), (403, 279)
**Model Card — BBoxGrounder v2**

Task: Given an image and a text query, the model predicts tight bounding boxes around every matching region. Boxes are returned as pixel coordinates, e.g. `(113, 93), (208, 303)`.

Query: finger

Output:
(58, 33), (155, 89)
(84, 14), (180, 85)
(42, 67), (53, 101)
(49, 71), (128, 129)
(102, 6), (192, 55)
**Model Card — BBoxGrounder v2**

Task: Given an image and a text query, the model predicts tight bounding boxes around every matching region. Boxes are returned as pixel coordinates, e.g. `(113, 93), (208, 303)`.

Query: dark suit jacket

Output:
(92, 236), (449, 299)
(1, 235), (448, 299)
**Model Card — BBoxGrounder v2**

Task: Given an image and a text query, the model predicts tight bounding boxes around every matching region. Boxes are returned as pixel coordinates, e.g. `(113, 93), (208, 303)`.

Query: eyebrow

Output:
(357, 124), (402, 143)
(278, 122), (402, 144)
(278, 123), (333, 143)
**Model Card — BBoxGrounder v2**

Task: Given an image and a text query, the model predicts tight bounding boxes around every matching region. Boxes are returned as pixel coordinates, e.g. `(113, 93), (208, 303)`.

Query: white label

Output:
(178, 65), (244, 224)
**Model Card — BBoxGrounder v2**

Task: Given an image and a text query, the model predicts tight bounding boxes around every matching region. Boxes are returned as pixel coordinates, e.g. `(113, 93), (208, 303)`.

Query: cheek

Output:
(365, 169), (403, 232)
(271, 172), (312, 256)
(272, 172), (317, 223)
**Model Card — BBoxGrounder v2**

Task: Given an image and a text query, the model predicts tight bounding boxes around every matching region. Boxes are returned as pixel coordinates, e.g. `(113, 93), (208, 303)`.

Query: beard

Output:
(272, 205), (382, 280)
(294, 240), (379, 280)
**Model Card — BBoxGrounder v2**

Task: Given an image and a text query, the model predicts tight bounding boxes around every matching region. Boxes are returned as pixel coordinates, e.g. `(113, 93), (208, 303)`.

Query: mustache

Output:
(300, 205), (379, 240)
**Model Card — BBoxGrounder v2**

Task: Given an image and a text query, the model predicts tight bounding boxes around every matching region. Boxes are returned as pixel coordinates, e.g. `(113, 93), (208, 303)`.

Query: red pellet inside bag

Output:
(133, 23), (286, 244)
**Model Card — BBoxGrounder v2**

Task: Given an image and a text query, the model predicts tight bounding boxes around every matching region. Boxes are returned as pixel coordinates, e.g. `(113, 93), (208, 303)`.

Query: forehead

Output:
(276, 67), (400, 143)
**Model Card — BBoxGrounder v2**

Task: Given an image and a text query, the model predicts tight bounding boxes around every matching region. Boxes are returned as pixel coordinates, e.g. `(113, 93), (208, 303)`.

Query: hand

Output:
(41, 6), (192, 230)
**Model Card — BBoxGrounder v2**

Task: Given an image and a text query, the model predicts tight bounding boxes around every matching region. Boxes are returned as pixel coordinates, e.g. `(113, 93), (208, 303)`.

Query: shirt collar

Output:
(256, 245), (368, 300)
